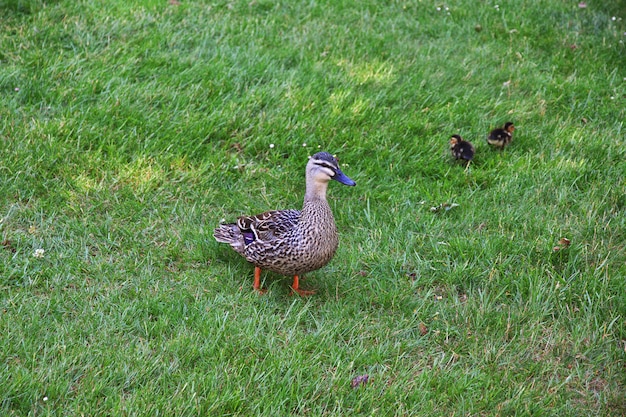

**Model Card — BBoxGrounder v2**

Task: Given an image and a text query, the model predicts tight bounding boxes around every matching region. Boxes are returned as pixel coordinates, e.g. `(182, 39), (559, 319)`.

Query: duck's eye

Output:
(316, 162), (335, 170)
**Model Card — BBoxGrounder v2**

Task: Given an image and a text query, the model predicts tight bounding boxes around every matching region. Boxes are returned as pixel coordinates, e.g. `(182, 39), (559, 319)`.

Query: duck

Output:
(214, 151), (356, 296)
(487, 122), (515, 149)
(449, 134), (475, 162)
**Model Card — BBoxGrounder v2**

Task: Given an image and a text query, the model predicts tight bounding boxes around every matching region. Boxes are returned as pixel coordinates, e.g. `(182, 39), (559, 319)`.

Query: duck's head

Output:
(504, 122), (515, 133)
(307, 152), (356, 187)
(449, 134), (463, 146)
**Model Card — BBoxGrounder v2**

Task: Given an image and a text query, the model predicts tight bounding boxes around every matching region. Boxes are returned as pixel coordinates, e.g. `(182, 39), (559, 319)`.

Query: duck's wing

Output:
(488, 128), (510, 141)
(237, 209), (301, 244)
(459, 143), (475, 160)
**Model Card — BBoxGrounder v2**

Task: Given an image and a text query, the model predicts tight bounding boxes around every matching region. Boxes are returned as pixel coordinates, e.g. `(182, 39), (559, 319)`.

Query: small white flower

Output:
(14, 87), (20, 92)
(43, 396), (48, 402)
(611, 96), (615, 100)
(436, 6), (441, 11)
(33, 248), (45, 258)
(269, 143), (275, 148)
(302, 143), (307, 147)
(611, 16), (616, 21)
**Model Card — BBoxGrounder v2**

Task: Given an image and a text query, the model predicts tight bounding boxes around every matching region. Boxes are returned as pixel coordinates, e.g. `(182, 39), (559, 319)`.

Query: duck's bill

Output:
(333, 170), (356, 186)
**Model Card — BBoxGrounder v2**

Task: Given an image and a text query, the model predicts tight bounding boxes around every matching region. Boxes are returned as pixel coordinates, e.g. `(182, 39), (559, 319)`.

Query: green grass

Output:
(1, 0), (625, 415)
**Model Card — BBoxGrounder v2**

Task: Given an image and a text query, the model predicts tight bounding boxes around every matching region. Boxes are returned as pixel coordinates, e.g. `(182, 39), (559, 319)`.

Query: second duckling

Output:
(487, 122), (515, 149)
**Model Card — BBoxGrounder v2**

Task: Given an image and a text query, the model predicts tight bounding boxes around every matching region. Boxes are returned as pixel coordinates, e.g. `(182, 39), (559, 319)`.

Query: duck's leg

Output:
(253, 266), (267, 294)
(290, 275), (316, 296)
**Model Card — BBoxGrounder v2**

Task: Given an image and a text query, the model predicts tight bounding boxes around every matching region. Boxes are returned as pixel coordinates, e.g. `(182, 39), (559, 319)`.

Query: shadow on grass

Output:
(0, 0), (58, 14)
(596, 0), (626, 16)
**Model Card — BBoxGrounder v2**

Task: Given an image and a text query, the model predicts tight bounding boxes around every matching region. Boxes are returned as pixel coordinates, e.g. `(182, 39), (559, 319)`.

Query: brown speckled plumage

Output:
(214, 152), (356, 293)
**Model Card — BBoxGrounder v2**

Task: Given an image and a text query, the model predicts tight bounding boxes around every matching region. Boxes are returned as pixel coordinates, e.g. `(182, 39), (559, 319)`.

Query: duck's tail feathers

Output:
(214, 224), (246, 253)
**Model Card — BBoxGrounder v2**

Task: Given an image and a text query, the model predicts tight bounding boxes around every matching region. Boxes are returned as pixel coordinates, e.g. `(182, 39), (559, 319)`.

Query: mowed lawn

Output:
(1, 0), (625, 415)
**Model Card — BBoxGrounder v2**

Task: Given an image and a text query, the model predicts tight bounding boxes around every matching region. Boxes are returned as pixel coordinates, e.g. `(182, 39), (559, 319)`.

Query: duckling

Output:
(214, 152), (356, 296)
(449, 134), (475, 162)
(487, 122), (515, 149)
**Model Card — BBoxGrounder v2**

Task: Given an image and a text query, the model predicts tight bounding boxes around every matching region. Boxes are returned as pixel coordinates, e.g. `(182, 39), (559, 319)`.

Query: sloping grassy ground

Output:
(1, 0), (625, 415)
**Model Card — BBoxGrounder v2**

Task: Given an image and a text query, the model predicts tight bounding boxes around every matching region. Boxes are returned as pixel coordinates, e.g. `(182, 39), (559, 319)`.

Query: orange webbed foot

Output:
(289, 275), (316, 296)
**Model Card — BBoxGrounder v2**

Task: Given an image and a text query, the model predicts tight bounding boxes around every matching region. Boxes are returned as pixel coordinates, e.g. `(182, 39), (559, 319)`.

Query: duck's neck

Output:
(301, 178), (337, 239)
(304, 178), (329, 203)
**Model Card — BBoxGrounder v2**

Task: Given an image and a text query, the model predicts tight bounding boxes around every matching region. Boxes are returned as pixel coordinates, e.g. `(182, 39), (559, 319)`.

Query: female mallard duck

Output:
(487, 122), (515, 149)
(449, 134), (475, 162)
(214, 152), (356, 296)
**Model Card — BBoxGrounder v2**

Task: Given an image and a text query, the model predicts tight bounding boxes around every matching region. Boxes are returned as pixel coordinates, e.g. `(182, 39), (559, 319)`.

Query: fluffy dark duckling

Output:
(449, 134), (475, 162)
(487, 122), (515, 149)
